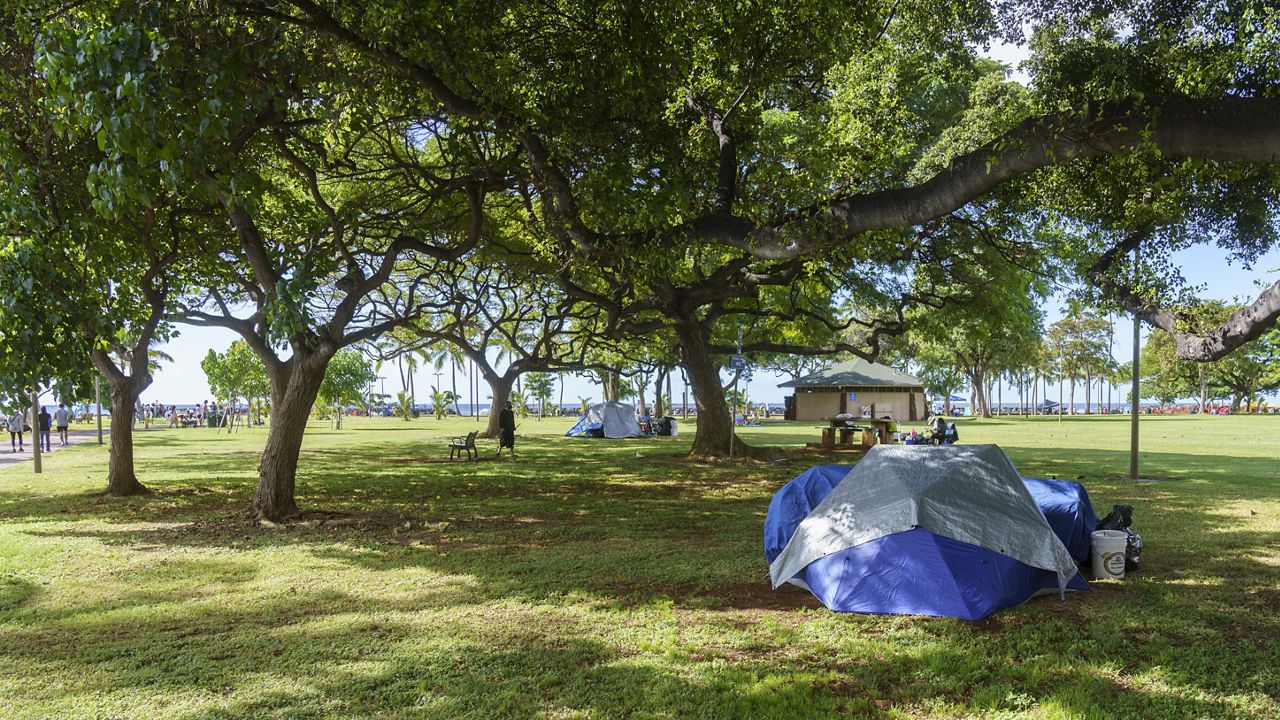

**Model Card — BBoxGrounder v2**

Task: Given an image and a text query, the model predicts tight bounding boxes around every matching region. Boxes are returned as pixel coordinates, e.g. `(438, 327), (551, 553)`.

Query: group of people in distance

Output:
(143, 401), (227, 429)
(903, 415), (959, 446)
(8, 404), (72, 453)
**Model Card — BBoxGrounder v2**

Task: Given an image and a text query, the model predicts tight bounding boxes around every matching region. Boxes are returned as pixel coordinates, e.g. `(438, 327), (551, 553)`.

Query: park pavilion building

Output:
(779, 359), (928, 422)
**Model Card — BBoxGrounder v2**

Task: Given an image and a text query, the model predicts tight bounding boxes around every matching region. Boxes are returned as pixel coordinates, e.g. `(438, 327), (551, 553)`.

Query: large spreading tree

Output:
(228, 0), (1280, 359)
(4, 0), (1280, 515)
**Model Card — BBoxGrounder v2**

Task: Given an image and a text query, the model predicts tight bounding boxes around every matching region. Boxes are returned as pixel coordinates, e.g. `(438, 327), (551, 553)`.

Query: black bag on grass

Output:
(1098, 504), (1142, 570)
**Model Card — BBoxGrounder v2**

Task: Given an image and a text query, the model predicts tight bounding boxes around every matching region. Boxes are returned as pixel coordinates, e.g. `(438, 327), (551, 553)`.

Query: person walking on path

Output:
(54, 404), (70, 446)
(497, 401), (517, 459)
(9, 406), (25, 453)
(38, 406), (51, 453)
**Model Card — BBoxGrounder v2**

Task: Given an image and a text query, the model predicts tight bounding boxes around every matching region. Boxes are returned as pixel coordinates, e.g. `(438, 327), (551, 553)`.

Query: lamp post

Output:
(1130, 241), (1141, 481)
(96, 375), (103, 445)
(31, 388), (41, 474)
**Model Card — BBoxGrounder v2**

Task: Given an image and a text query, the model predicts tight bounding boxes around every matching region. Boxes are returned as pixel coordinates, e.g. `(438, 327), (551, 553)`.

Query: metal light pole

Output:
(31, 388), (41, 474)
(730, 325), (742, 460)
(1130, 242), (1141, 481)
(96, 376), (103, 444)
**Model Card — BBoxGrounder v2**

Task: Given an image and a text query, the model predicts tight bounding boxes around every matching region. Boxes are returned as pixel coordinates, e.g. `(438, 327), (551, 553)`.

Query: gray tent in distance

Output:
(566, 401), (643, 438)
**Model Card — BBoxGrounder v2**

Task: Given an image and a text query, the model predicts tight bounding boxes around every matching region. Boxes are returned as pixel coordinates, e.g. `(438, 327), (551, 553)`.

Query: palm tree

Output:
(429, 386), (457, 420)
(395, 391), (414, 421)
(1037, 343), (1061, 420)
(428, 345), (467, 416)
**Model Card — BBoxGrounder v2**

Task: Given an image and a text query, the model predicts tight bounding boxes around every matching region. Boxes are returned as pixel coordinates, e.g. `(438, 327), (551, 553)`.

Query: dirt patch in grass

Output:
(386, 456), (505, 464)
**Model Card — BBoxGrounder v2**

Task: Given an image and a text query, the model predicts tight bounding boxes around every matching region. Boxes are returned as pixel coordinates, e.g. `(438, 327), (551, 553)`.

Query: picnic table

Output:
(818, 417), (894, 449)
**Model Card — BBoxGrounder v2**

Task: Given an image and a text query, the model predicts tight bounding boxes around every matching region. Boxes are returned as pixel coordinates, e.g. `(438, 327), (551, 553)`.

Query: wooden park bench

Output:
(449, 431), (479, 461)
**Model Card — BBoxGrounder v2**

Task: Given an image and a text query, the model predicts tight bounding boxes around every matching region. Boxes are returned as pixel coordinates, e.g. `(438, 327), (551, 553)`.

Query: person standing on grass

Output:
(497, 401), (517, 459)
(54, 403), (70, 446)
(38, 406), (51, 453)
(9, 406), (25, 453)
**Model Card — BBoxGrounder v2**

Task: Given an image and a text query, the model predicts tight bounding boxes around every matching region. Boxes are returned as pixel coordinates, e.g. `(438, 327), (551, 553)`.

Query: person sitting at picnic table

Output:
(929, 416), (948, 445)
(941, 422), (959, 444)
(497, 401), (517, 458)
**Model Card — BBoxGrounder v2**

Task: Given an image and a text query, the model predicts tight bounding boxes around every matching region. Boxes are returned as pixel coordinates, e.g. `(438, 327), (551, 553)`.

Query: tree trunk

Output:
(675, 315), (739, 456)
(666, 371), (674, 419)
(1069, 378), (1076, 415)
(1199, 366), (1208, 413)
(973, 366), (992, 419)
(1084, 369), (1092, 414)
(654, 369), (666, 418)
(409, 368), (416, 412)
(636, 376), (649, 416)
(480, 372), (515, 438)
(105, 377), (149, 495)
(252, 354), (329, 522)
(602, 371), (620, 402)
(468, 361), (475, 416)
(451, 362), (460, 415)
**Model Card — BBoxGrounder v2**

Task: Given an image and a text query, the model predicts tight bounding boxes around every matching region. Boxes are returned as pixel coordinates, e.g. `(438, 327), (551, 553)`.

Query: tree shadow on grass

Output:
(4, 439), (1277, 716)
(0, 560), (1248, 719)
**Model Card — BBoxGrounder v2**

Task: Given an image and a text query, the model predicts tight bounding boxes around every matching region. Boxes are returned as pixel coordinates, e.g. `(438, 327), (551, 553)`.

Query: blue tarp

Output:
(1021, 477), (1098, 562)
(794, 529), (1089, 620)
(764, 464), (1095, 619)
(764, 465), (851, 565)
(565, 416), (603, 437)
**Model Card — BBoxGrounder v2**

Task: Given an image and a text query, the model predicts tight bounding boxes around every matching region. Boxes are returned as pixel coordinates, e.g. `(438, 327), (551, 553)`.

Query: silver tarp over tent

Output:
(769, 445), (1080, 593)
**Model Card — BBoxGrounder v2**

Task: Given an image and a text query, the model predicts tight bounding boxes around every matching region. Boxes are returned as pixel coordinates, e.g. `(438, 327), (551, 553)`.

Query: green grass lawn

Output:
(1, 414), (1276, 719)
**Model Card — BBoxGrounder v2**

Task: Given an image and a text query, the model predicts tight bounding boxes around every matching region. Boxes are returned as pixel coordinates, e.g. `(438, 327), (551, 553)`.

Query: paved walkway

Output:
(0, 428), (107, 467)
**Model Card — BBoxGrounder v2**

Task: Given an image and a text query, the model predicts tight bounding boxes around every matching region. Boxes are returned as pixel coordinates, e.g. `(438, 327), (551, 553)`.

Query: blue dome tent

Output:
(764, 446), (1090, 620)
(1021, 477), (1098, 562)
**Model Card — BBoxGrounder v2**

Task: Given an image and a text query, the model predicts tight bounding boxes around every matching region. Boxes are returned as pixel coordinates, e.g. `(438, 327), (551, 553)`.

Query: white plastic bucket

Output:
(1091, 530), (1128, 580)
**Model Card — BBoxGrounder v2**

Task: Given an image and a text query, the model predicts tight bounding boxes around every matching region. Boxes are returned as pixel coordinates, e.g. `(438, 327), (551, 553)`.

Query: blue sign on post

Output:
(730, 355), (748, 371)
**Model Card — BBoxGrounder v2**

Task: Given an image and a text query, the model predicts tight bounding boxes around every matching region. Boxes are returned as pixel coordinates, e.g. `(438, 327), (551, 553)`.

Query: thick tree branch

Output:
(709, 96), (1280, 258)
(1089, 226), (1280, 362)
